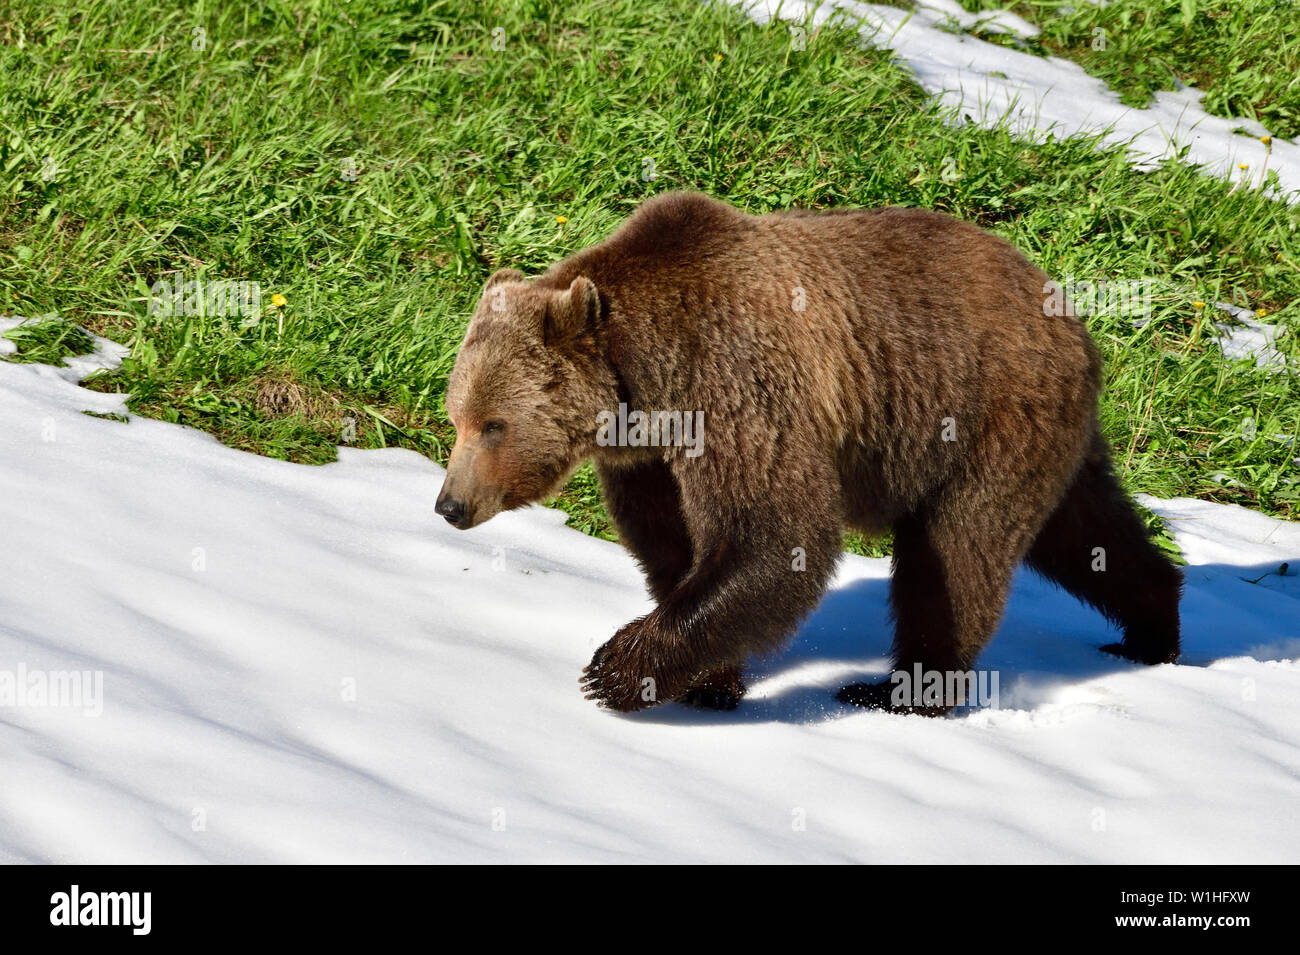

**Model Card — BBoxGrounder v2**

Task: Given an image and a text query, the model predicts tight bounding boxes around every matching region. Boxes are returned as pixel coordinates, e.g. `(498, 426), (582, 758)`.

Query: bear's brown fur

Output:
(437, 192), (1182, 715)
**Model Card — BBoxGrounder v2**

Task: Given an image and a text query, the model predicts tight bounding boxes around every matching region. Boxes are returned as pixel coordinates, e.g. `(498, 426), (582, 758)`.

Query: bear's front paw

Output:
(580, 621), (685, 712)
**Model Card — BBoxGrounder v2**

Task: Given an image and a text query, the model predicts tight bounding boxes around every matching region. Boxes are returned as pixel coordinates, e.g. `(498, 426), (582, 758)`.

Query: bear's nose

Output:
(435, 495), (467, 527)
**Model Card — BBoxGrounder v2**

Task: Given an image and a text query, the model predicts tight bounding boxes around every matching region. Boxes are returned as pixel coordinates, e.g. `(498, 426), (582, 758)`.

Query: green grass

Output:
(953, 0), (1300, 141)
(0, 0), (1296, 557)
(1, 314), (96, 365)
(83, 409), (130, 423)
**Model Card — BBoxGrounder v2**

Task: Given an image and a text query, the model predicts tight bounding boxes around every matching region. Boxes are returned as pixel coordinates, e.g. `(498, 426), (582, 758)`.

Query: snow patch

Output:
(738, 0), (1299, 199)
(1, 337), (1298, 862)
(1211, 303), (1290, 372)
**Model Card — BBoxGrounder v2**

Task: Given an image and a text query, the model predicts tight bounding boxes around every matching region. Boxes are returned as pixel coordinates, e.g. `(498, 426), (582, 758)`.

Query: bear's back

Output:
(540, 194), (1095, 449)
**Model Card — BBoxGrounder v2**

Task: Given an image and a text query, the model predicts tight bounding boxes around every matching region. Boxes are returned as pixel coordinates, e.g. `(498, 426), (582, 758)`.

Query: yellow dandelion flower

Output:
(555, 215), (568, 224)
(716, 53), (723, 61)
(1193, 301), (1205, 309)
(1261, 136), (1272, 145)
(1257, 308), (1269, 318)
(1238, 163), (1249, 170)
(271, 293), (287, 308)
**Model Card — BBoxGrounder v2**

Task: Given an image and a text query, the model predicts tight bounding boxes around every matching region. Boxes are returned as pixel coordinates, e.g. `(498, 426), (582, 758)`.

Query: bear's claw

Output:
(580, 628), (666, 712)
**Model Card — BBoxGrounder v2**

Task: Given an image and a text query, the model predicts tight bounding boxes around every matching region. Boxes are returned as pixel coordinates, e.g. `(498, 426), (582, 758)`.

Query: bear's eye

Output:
(481, 419), (506, 436)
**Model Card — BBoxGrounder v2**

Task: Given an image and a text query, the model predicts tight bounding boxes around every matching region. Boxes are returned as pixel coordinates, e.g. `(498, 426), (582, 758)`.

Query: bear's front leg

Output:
(582, 527), (842, 712)
(583, 446), (845, 713)
(581, 615), (701, 712)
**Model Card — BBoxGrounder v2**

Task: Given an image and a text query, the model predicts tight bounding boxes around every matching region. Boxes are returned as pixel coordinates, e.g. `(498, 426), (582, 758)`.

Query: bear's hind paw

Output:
(679, 685), (742, 711)
(677, 665), (746, 711)
(1100, 641), (1179, 665)
(836, 681), (952, 717)
(835, 681), (893, 710)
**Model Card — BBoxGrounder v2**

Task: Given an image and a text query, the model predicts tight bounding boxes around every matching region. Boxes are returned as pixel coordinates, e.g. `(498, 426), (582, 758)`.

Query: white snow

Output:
(740, 0), (1299, 200)
(2, 324), (1297, 863)
(3, 3), (1298, 862)
(1212, 303), (1290, 372)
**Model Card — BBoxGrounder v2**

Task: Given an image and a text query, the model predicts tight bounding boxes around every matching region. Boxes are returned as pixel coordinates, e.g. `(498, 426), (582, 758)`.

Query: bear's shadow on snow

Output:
(629, 558), (1298, 727)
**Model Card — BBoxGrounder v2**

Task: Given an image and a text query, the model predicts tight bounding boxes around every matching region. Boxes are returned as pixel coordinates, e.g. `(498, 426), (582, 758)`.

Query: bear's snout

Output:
(435, 493), (468, 528)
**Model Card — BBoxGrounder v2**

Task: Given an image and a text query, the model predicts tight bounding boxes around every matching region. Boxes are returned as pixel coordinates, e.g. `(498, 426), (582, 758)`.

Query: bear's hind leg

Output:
(838, 461), (1066, 716)
(837, 510), (1011, 716)
(1025, 437), (1182, 664)
(679, 664), (747, 711)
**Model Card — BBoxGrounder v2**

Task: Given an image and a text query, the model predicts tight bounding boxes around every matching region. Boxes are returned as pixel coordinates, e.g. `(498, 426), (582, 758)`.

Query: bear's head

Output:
(436, 267), (614, 529)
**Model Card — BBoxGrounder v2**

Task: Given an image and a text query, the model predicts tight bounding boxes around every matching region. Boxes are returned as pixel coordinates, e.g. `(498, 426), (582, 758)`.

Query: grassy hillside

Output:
(1, 0), (1296, 552)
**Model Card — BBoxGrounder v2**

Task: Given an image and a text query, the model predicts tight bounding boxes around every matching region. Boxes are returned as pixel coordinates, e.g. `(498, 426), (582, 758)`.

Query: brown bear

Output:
(436, 192), (1182, 715)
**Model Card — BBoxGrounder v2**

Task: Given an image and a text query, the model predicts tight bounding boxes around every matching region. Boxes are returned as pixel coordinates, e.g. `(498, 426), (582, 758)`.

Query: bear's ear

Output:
(543, 276), (600, 347)
(484, 267), (525, 290)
